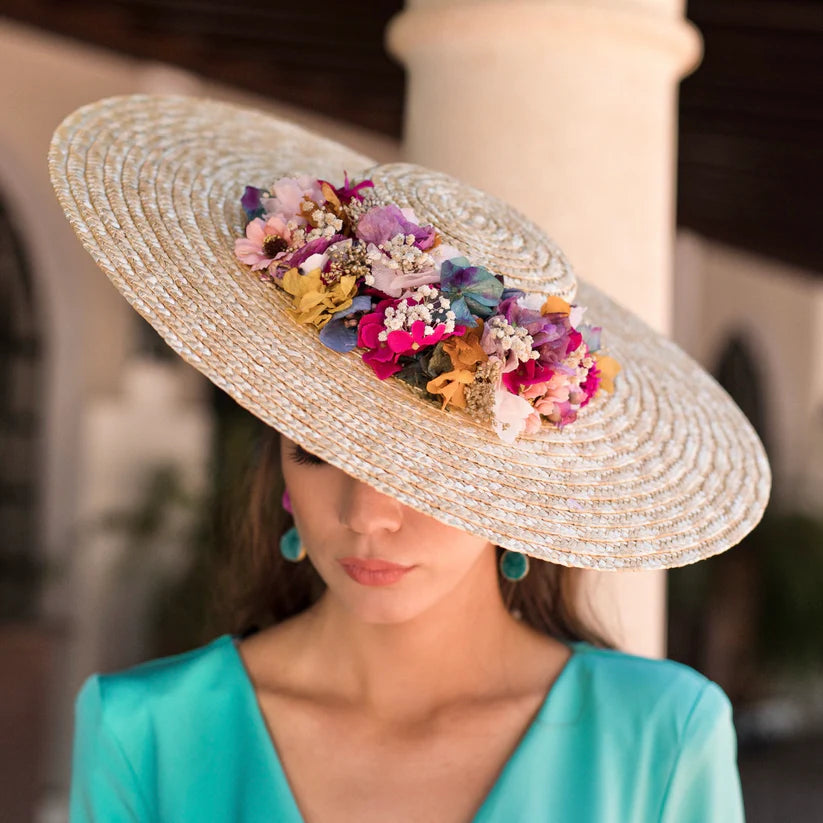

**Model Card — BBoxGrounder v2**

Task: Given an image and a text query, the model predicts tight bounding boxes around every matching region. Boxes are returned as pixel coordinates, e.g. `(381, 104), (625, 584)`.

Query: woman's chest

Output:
(255, 692), (541, 823)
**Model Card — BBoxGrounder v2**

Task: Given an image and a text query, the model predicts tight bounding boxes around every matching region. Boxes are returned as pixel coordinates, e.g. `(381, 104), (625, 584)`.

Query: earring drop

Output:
(279, 526), (306, 562)
(279, 488), (304, 561)
(499, 549), (530, 582)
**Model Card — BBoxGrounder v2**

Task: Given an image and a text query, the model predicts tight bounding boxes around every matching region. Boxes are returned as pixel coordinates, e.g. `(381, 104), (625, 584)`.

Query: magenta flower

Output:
(362, 345), (404, 379)
(325, 172), (374, 204)
(234, 215), (293, 271)
(579, 364), (601, 406)
(357, 298), (396, 348)
(357, 299), (405, 379)
(386, 320), (450, 355)
(356, 298), (466, 379)
(500, 359), (557, 395)
(564, 328), (583, 357)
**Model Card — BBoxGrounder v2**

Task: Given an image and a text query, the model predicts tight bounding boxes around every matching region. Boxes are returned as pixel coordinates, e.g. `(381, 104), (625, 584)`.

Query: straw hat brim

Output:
(48, 94), (771, 570)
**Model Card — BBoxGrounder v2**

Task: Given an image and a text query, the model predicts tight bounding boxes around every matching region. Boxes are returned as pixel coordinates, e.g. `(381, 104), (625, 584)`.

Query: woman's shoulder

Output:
(568, 641), (733, 739)
(572, 642), (732, 738)
(560, 643), (742, 821)
(74, 634), (239, 739)
(571, 640), (721, 692)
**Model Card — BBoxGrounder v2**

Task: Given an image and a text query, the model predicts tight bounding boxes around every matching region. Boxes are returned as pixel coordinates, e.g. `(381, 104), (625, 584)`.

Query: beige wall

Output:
(674, 230), (823, 513)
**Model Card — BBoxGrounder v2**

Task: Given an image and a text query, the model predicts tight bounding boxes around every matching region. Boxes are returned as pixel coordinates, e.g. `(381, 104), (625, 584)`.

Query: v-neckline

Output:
(223, 632), (584, 823)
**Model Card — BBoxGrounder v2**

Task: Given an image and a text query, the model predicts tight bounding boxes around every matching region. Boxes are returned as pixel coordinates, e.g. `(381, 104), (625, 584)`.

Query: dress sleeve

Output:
(660, 680), (746, 823)
(69, 674), (153, 822)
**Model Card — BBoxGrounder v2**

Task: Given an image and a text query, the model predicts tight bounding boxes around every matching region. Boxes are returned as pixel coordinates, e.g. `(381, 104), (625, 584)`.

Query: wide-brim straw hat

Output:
(48, 94), (770, 570)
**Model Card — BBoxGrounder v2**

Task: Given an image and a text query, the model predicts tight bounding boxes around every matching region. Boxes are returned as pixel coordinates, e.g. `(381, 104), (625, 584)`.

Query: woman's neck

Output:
(283, 549), (549, 721)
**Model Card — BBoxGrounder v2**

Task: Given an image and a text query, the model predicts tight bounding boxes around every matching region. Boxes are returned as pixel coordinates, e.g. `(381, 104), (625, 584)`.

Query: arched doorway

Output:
(0, 192), (50, 823)
(0, 195), (43, 620)
(714, 333), (770, 457)
(668, 329), (771, 701)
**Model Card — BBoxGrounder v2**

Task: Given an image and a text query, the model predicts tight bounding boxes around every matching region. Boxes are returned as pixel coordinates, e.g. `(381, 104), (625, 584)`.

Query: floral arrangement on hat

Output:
(235, 173), (620, 443)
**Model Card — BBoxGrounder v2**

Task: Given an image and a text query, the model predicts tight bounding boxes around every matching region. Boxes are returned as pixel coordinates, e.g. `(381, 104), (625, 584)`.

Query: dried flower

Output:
(426, 320), (488, 410)
(281, 267), (358, 329)
(234, 215), (294, 271)
(235, 171), (621, 442)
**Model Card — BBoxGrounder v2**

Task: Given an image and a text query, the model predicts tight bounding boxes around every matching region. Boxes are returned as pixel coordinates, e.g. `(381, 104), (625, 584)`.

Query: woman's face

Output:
(280, 434), (496, 624)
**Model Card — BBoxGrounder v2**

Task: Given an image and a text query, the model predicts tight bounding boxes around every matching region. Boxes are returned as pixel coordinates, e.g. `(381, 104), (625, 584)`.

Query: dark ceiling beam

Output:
(1, 0), (820, 272)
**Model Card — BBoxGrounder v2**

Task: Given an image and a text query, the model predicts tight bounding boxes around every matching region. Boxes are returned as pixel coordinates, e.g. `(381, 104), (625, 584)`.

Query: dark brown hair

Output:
(214, 430), (614, 649)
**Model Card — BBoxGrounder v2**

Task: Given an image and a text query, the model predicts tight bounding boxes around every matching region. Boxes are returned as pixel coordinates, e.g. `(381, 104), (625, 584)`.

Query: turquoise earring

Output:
(499, 549), (529, 582)
(280, 488), (305, 562)
(280, 525), (306, 562)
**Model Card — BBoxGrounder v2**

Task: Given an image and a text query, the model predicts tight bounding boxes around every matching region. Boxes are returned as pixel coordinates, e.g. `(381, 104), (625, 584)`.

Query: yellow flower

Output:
(281, 267), (358, 329)
(594, 353), (621, 394)
(426, 320), (488, 410)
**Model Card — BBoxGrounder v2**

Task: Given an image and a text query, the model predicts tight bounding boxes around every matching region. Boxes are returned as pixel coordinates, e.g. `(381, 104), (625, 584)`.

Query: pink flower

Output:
(234, 215), (293, 271)
(369, 255), (441, 298)
(262, 175), (323, 225)
(524, 409), (543, 435)
(523, 372), (571, 410)
(492, 388), (536, 443)
(369, 243), (463, 298)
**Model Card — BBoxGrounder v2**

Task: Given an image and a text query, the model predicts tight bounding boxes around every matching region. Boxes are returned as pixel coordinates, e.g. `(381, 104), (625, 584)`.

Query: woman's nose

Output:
(339, 476), (403, 535)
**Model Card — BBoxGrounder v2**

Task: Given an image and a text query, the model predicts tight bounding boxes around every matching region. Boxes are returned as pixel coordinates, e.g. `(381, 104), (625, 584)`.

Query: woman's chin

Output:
(334, 587), (439, 626)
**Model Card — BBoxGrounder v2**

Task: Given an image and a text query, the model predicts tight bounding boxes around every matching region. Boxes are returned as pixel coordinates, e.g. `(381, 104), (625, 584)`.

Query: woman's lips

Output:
(338, 557), (416, 586)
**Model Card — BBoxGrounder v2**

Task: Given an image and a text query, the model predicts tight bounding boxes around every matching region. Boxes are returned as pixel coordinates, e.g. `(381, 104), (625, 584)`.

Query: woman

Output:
(51, 95), (769, 822)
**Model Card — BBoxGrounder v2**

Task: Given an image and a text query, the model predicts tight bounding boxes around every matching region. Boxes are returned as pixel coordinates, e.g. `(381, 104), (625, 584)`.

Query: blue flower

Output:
(318, 296), (373, 353)
(439, 257), (504, 324)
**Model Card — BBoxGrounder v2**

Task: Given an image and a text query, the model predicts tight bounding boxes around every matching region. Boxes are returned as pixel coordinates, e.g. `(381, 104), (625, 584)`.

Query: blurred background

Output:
(0, 0), (821, 821)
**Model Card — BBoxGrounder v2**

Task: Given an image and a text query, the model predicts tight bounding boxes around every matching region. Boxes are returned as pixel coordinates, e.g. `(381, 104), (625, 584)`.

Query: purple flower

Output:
(356, 205), (436, 250)
(288, 234), (345, 269)
(241, 186), (265, 221)
(496, 296), (571, 362)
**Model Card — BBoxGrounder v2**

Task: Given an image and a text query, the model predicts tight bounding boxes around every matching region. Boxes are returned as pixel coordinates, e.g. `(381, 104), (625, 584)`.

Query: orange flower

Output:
(593, 353), (621, 394)
(426, 320), (488, 410)
(540, 295), (571, 316)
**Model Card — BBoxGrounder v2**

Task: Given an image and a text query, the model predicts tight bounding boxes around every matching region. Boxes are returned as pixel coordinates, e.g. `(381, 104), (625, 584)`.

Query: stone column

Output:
(387, 0), (702, 657)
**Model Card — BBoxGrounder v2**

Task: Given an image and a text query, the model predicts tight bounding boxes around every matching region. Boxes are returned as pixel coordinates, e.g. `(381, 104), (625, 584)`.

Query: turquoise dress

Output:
(69, 634), (745, 822)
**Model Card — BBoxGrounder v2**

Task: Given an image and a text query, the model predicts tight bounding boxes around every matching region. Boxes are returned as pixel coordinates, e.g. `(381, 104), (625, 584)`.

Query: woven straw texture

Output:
(48, 94), (771, 570)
